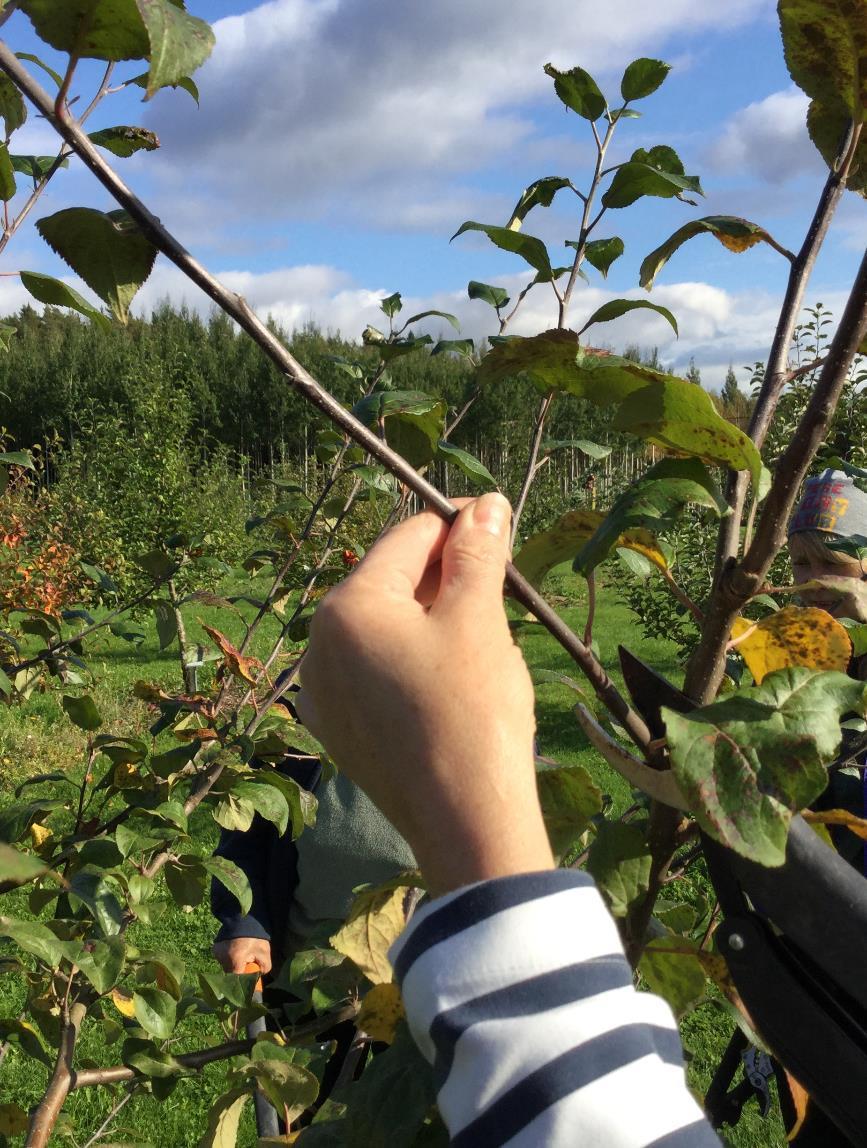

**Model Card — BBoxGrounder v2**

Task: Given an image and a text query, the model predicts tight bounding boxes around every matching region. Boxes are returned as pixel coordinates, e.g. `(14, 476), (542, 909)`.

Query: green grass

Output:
(0, 569), (786, 1145)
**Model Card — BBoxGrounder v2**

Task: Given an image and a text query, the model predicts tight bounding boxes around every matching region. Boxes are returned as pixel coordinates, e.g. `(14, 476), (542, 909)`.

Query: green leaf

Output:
(431, 338), (474, 360)
(467, 280), (509, 309)
(231, 780), (290, 837)
(541, 438), (612, 459)
(11, 154), (68, 182)
(586, 822), (652, 917)
(435, 441), (496, 488)
(582, 237), (624, 279)
(136, 949), (185, 998)
(536, 763), (603, 857)
(0, 144), (16, 202)
(68, 868), (124, 935)
(198, 968), (259, 1009)
(79, 563), (117, 595)
(639, 937), (706, 1017)
(640, 216), (788, 290)
(620, 58), (671, 101)
(612, 375), (762, 486)
(164, 860), (206, 909)
(401, 309), (460, 332)
(128, 69), (200, 104)
(340, 1026), (436, 1147)
(241, 1058), (319, 1123)
(352, 390), (446, 468)
(15, 51), (63, 88)
(451, 221), (553, 280)
(198, 1087), (249, 1148)
(154, 601), (178, 651)
(377, 333), (433, 362)
(0, 843), (49, 890)
(0, 1018), (51, 1067)
(778, 0), (867, 120)
(124, 1037), (186, 1079)
(202, 856), (253, 916)
(36, 207), (158, 324)
(135, 549), (176, 580)
(806, 97), (867, 196)
(603, 146), (703, 209)
(380, 291), (402, 317)
(133, 986), (177, 1040)
(62, 694), (103, 731)
(134, 0), (216, 99)
(88, 125), (160, 157)
(17, 0), (147, 58)
(543, 63), (606, 120)
(0, 450), (34, 469)
(0, 73), (27, 136)
(0, 915), (64, 966)
(574, 458), (726, 575)
(664, 668), (867, 865)
(76, 936), (125, 994)
(256, 770), (317, 839)
(578, 298), (678, 338)
(212, 792), (256, 833)
(0, 799), (65, 844)
(506, 177), (572, 230)
(19, 271), (112, 331)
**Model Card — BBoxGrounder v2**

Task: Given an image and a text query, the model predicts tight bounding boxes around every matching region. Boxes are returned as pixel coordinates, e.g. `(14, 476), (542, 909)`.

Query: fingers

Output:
(213, 939), (272, 975)
(432, 493), (512, 621)
(350, 506), (453, 599)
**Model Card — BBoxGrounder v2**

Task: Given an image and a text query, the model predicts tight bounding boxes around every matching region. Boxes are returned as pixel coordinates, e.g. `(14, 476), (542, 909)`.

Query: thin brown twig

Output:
(0, 45), (656, 756)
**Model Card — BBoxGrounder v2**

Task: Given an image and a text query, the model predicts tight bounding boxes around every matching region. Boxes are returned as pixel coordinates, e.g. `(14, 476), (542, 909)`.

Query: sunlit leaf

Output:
(603, 146), (703, 209)
(574, 459), (725, 576)
(198, 1087), (249, 1148)
(586, 822), (652, 917)
(640, 216), (789, 289)
(0, 73), (27, 135)
(467, 280), (509, 309)
(330, 885), (409, 984)
(133, 986), (177, 1039)
(731, 607), (851, 684)
(357, 983), (405, 1044)
(536, 762), (603, 857)
(435, 441), (495, 487)
(515, 507), (668, 588)
(0, 144), (16, 202)
(664, 668), (867, 865)
(639, 937), (706, 1017)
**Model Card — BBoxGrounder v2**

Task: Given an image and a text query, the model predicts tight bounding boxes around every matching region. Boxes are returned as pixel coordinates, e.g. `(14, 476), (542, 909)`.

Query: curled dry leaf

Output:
(201, 623), (263, 685)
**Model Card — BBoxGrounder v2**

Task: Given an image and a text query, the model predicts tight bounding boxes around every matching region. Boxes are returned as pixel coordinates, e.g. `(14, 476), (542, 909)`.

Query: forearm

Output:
(391, 870), (719, 1147)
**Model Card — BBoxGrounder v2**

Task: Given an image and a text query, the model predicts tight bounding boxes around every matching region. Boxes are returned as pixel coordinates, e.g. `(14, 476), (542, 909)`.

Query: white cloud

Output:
(705, 87), (822, 184)
(143, 0), (770, 230)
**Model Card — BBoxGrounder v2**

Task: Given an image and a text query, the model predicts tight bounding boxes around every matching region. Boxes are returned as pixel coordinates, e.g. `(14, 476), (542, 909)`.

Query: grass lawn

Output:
(0, 567), (786, 1146)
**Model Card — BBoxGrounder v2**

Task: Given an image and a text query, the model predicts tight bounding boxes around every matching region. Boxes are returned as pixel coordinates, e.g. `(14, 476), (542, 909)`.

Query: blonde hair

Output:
(788, 529), (865, 570)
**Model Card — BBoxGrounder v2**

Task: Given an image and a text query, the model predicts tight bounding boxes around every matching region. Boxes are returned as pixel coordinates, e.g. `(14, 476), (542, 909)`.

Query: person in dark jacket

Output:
(211, 730), (416, 976)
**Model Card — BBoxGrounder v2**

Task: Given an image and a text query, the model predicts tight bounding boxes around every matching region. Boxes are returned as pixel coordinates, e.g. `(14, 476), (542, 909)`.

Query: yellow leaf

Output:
(0, 1103), (28, 1136)
(803, 808), (867, 840)
(110, 987), (136, 1018)
(715, 231), (765, 254)
(514, 508), (667, 590)
(357, 982), (405, 1043)
(330, 885), (407, 984)
(29, 822), (52, 849)
(785, 1071), (810, 1141)
(730, 606), (851, 684)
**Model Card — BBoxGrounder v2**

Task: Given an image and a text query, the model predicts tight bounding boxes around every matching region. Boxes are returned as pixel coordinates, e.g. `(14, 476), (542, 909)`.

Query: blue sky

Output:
(2, 0), (865, 389)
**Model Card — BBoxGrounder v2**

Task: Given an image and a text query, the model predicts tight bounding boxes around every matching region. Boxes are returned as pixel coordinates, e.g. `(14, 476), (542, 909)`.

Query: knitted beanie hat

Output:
(788, 469), (867, 538)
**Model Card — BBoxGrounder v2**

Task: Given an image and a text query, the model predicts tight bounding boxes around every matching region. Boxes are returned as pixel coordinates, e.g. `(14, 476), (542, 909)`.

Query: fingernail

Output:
(472, 493), (511, 538)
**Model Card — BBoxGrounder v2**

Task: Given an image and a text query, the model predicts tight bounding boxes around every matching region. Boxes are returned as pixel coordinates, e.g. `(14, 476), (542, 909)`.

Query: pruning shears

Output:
(619, 646), (867, 1144)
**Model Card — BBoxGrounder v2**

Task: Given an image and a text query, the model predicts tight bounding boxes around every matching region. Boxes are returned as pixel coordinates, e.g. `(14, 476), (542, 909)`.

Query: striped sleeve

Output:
(390, 870), (719, 1147)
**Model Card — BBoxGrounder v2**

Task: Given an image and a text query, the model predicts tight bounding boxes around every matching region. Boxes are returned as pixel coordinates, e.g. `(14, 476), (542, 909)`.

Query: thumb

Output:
(433, 493), (512, 619)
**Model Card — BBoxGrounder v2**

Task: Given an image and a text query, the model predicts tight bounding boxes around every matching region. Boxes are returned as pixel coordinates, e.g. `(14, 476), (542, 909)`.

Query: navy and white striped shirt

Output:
(391, 870), (719, 1146)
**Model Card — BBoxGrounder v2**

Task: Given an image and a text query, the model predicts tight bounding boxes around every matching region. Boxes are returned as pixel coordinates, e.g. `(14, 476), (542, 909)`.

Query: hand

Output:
(296, 494), (553, 897)
(212, 936), (272, 975)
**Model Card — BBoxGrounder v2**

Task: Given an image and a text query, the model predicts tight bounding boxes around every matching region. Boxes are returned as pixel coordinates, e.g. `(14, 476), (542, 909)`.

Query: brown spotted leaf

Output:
(664, 669), (867, 865)
(357, 982), (406, 1043)
(731, 606), (852, 683)
(640, 216), (789, 289)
